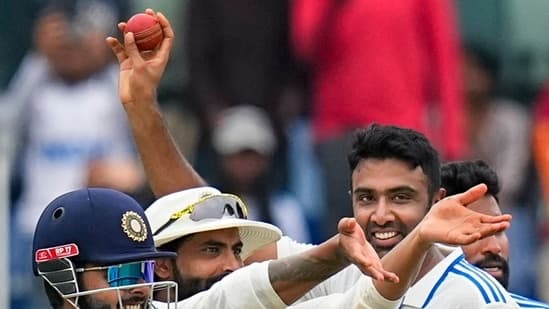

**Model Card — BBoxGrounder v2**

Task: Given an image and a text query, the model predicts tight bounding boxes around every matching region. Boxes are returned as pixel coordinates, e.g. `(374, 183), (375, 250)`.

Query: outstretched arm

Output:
(178, 184), (510, 308)
(371, 183), (511, 300)
(268, 232), (398, 305)
(288, 184), (511, 308)
(106, 9), (206, 197)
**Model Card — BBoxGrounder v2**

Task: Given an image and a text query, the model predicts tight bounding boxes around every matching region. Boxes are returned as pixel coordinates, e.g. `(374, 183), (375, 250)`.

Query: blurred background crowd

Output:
(2, 0), (549, 307)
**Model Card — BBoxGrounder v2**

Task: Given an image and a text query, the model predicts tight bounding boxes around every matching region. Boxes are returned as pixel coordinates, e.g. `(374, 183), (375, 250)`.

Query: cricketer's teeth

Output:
(374, 232), (398, 240)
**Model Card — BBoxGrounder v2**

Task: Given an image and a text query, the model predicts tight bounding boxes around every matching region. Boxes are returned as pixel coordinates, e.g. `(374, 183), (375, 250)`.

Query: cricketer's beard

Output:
(473, 253), (510, 289)
(76, 295), (111, 309)
(173, 267), (232, 300)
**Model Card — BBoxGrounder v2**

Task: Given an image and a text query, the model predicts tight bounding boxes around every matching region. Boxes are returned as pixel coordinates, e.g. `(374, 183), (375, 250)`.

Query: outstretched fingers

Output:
(123, 31), (145, 67)
(351, 249), (399, 283)
(471, 213), (511, 239)
(155, 12), (174, 63)
(480, 213), (512, 223)
(338, 217), (358, 235)
(338, 218), (399, 283)
(106, 36), (127, 64)
(118, 22), (126, 33)
(363, 264), (400, 283)
(477, 221), (511, 238)
(453, 183), (487, 205)
(449, 219), (511, 245)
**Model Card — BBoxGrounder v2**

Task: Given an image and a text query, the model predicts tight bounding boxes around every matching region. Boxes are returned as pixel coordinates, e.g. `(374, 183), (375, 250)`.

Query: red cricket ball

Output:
(124, 13), (163, 51)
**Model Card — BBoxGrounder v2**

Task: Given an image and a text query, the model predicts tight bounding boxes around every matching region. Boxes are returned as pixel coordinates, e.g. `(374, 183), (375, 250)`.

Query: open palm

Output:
(419, 184), (511, 245)
(338, 218), (399, 283)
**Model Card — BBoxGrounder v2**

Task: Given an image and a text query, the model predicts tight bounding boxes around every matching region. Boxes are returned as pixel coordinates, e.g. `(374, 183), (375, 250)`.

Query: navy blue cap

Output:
(32, 188), (176, 274)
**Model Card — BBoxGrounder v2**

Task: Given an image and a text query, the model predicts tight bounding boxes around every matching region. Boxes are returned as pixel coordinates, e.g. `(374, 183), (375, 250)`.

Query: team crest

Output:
(121, 211), (147, 242)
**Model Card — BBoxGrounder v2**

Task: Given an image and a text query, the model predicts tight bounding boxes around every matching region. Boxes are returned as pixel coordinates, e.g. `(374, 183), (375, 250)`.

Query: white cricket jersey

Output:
(289, 276), (401, 309)
(402, 248), (518, 308)
(277, 237), (519, 308)
(510, 293), (549, 308)
(153, 262), (286, 309)
(153, 257), (400, 309)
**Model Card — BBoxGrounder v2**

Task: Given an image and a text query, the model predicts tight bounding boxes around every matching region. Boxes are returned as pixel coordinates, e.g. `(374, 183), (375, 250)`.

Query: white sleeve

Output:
(174, 262), (287, 309)
(289, 276), (401, 309)
(276, 236), (316, 257)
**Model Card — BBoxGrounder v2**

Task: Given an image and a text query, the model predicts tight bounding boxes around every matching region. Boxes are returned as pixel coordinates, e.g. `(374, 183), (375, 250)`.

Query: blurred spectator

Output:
(210, 105), (311, 243)
(185, 0), (308, 187)
(290, 0), (466, 238)
(186, 0), (302, 128)
(463, 44), (531, 213)
(463, 44), (536, 298)
(532, 80), (549, 302)
(5, 0), (135, 307)
(533, 83), (549, 213)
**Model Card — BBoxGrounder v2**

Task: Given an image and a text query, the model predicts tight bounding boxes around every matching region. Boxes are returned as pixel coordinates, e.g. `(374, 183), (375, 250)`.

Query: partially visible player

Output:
(32, 188), (178, 309)
(441, 160), (549, 309)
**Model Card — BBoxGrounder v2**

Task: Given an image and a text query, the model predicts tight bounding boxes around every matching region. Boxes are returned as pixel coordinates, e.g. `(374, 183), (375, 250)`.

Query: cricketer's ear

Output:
(434, 188), (447, 203)
(154, 258), (174, 280)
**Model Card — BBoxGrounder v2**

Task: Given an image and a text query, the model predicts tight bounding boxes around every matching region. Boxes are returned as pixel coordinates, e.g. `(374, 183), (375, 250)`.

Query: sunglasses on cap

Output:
(153, 193), (248, 236)
(37, 258), (155, 295)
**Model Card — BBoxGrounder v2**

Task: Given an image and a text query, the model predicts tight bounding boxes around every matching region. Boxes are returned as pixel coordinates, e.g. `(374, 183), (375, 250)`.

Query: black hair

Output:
(347, 124), (441, 199)
(441, 160), (500, 201)
(157, 234), (195, 253)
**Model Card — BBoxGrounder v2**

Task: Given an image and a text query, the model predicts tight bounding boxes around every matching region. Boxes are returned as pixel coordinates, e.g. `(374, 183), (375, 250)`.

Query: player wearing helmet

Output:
(32, 188), (178, 309)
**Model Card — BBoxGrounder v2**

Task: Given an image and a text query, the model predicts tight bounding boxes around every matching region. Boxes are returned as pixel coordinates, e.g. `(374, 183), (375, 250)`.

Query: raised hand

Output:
(105, 8), (174, 106)
(338, 217), (399, 283)
(418, 184), (512, 246)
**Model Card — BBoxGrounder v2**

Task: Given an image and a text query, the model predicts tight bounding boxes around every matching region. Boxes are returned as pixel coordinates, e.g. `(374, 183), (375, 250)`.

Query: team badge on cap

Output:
(121, 211), (147, 242)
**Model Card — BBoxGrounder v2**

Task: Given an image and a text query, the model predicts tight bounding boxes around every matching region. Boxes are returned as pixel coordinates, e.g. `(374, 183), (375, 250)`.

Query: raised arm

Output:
(106, 9), (206, 197)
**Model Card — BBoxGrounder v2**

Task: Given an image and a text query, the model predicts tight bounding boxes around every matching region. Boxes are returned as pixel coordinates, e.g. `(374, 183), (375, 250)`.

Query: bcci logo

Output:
(121, 211), (147, 242)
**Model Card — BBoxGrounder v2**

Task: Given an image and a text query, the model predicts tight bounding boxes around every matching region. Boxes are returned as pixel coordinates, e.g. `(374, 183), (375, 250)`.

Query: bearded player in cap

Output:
(146, 186), (283, 301)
